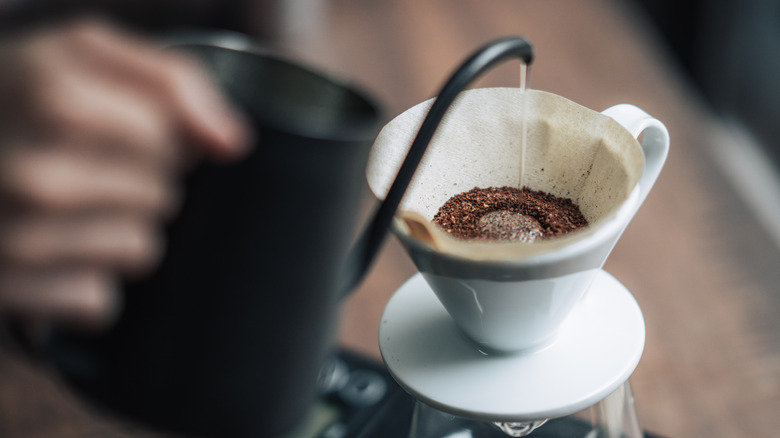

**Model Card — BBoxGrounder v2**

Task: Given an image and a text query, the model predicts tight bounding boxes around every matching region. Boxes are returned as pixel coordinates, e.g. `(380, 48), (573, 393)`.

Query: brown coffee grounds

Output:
(433, 186), (588, 242)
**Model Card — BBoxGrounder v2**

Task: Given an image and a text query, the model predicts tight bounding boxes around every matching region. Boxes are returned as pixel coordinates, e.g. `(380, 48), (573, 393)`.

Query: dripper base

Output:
(379, 270), (645, 422)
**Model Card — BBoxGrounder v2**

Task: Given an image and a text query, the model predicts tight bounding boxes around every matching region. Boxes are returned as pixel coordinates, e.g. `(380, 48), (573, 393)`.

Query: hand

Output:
(0, 18), (250, 329)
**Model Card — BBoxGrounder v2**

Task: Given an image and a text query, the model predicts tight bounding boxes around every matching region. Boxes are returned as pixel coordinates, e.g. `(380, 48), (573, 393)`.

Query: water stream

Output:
(519, 62), (529, 190)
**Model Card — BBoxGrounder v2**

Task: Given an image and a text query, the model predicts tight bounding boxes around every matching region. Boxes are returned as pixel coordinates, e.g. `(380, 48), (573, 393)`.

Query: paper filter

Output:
(366, 87), (645, 260)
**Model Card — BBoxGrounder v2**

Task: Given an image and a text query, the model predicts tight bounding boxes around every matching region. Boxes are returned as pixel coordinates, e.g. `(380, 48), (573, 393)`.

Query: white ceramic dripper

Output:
(368, 87), (669, 353)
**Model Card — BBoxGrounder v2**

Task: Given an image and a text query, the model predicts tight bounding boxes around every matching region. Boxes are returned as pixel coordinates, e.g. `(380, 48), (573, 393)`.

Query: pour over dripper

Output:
(370, 35), (669, 438)
(368, 87), (668, 352)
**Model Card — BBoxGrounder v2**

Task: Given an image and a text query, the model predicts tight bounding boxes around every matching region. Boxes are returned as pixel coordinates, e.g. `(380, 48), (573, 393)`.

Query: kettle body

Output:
(45, 35), (382, 437)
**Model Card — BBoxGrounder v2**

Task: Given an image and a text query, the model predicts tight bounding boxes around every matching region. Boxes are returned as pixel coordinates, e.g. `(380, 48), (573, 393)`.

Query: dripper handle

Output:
(343, 36), (534, 295)
(602, 104), (670, 207)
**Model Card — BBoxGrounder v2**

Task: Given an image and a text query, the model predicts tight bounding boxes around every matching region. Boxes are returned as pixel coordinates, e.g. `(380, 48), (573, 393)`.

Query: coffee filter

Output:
(367, 87), (644, 260)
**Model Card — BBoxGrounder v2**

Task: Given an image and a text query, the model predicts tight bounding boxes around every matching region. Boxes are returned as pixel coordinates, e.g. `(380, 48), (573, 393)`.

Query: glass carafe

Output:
(409, 382), (642, 438)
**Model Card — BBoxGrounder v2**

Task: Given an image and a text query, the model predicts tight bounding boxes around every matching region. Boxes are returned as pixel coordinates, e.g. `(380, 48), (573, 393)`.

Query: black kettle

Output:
(42, 33), (534, 437)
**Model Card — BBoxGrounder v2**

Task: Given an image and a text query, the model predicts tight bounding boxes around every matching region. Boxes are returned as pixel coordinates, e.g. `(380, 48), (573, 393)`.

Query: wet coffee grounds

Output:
(433, 186), (588, 242)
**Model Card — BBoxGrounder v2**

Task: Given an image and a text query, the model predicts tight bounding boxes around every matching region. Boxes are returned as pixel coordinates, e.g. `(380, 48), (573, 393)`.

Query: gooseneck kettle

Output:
(38, 33), (533, 437)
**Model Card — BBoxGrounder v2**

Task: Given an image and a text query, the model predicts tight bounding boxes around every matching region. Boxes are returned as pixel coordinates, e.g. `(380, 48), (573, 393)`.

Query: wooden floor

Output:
(1, 1), (779, 437)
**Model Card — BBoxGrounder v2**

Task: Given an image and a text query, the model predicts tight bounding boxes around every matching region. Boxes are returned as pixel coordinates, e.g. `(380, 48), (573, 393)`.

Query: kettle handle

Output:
(343, 36), (534, 294)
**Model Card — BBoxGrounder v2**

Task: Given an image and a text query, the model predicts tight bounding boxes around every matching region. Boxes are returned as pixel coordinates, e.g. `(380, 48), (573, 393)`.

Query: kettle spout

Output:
(341, 36), (534, 296)
(341, 219), (384, 296)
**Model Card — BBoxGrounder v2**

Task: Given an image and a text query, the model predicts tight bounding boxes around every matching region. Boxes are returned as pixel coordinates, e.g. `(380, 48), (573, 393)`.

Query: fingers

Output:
(31, 69), (182, 168)
(8, 17), (251, 164)
(0, 17), (250, 330)
(0, 267), (121, 329)
(0, 213), (162, 275)
(0, 145), (166, 328)
(43, 18), (251, 160)
(0, 145), (178, 215)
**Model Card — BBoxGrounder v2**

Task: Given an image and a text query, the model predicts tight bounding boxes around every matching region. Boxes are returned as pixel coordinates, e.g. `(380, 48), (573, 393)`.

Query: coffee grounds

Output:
(433, 186), (588, 242)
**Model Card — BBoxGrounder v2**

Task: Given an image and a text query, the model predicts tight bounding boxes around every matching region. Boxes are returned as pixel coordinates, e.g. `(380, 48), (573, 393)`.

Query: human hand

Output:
(0, 18), (250, 329)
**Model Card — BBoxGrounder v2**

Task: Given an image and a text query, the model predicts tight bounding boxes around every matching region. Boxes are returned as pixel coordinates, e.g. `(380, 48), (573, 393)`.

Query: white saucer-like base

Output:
(379, 270), (645, 422)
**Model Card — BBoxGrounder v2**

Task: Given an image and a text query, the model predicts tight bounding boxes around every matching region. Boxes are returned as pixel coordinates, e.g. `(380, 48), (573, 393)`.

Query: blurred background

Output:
(0, 0), (778, 437)
(636, 0), (780, 165)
